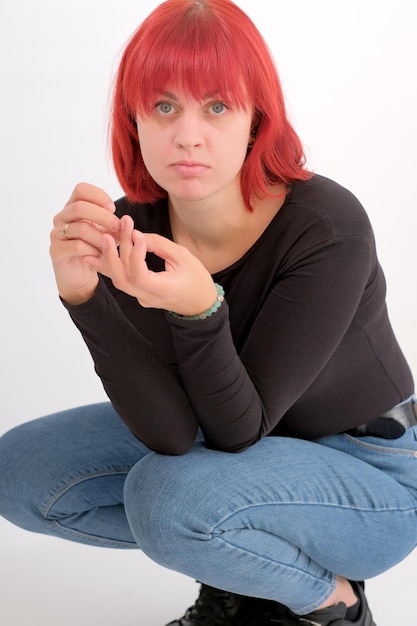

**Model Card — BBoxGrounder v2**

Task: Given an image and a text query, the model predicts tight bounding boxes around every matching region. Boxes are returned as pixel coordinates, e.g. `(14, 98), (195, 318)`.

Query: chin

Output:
(167, 184), (216, 203)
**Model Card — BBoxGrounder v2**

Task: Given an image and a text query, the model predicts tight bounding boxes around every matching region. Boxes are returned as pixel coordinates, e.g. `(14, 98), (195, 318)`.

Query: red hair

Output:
(110, 0), (311, 207)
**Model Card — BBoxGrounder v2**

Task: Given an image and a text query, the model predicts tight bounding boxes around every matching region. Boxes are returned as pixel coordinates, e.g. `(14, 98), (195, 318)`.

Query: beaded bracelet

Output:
(167, 283), (225, 321)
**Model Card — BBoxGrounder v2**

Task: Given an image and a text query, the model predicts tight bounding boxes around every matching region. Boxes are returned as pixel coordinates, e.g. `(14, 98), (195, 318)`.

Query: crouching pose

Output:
(1, 1), (416, 624)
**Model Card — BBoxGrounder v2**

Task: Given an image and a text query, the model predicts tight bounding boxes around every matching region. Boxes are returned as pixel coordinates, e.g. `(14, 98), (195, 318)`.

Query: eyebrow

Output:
(159, 91), (179, 100)
(158, 90), (223, 101)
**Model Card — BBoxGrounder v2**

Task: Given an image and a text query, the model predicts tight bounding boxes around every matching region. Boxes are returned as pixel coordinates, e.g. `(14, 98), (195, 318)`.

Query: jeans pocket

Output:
(341, 430), (417, 494)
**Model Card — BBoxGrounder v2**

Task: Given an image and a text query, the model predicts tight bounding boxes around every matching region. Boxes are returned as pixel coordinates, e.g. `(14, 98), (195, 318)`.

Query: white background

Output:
(0, 1), (416, 624)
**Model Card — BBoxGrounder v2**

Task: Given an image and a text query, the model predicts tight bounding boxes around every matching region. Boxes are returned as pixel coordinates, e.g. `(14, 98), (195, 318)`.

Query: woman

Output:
(0, 1), (415, 624)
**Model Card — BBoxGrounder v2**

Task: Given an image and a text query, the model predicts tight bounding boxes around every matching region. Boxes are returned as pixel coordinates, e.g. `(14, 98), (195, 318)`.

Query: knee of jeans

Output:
(124, 446), (216, 567)
(0, 425), (30, 519)
(0, 422), (56, 527)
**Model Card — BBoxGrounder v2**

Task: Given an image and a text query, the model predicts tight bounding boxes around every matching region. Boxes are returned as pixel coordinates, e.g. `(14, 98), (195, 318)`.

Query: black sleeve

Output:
(63, 278), (198, 455)
(64, 232), (372, 454)
(166, 234), (373, 451)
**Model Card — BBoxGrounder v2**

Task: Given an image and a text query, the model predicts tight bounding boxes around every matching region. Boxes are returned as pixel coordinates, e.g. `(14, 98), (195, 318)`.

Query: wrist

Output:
(167, 283), (225, 320)
(59, 278), (99, 305)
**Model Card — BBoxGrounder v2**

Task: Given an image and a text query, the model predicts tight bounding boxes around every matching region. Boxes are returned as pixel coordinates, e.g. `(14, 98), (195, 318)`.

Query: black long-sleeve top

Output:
(63, 174), (414, 454)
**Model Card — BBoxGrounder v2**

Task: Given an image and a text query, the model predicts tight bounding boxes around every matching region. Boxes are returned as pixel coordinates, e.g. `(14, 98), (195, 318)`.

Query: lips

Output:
(171, 161), (210, 176)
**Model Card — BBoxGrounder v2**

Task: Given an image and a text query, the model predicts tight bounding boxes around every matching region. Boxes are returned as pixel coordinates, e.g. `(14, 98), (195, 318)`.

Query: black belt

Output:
(347, 396), (417, 439)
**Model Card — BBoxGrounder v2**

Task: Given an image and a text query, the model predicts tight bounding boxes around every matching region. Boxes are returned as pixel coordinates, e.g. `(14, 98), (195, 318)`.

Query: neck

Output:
(168, 184), (287, 274)
(168, 186), (249, 249)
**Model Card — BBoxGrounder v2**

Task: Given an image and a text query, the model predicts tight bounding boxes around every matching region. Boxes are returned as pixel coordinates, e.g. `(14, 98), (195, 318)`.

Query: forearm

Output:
(63, 277), (199, 454)
(167, 301), (264, 452)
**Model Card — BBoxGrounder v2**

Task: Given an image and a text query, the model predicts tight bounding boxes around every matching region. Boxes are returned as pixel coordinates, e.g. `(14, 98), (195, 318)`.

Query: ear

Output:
(251, 110), (262, 132)
(248, 110), (261, 148)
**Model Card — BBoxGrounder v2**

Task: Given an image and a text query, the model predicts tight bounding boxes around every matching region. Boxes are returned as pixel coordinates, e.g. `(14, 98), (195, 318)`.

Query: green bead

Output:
(167, 283), (225, 321)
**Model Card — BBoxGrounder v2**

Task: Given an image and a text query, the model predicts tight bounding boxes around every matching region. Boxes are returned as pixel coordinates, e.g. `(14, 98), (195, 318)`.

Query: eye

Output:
(155, 101), (175, 115)
(209, 102), (228, 115)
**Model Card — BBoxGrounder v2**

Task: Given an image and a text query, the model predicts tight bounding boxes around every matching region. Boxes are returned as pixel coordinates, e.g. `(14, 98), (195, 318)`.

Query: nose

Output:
(174, 113), (204, 150)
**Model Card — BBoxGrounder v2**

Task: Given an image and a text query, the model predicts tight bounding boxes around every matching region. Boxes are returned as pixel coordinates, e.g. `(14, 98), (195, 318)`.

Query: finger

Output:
(67, 182), (115, 212)
(142, 233), (189, 268)
(52, 220), (109, 251)
(128, 230), (150, 282)
(92, 233), (127, 284)
(54, 201), (120, 235)
(119, 215), (135, 267)
(54, 182), (119, 235)
(81, 254), (109, 276)
(50, 237), (103, 263)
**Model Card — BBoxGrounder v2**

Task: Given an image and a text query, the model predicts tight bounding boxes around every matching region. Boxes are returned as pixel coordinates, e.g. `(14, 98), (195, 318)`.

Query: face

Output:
(136, 89), (254, 205)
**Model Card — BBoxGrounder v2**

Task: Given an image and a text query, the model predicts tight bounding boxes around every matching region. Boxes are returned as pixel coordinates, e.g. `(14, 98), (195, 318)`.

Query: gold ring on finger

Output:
(59, 223), (72, 240)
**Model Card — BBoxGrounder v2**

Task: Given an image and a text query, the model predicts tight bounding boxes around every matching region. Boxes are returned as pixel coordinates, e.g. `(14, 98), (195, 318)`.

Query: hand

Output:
(84, 215), (218, 315)
(50, 182), (120, 304)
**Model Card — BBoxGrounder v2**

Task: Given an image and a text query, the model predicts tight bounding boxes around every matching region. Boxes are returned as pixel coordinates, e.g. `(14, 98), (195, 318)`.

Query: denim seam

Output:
(49, 518), (136, 548)
(211, 533), (335, 614)
(41, 465), (133, 519)
(208, 501), (417, 532)
(38, 465), (136, 547)
(342, 433), (417, 457)
(208, 501), (415, 611)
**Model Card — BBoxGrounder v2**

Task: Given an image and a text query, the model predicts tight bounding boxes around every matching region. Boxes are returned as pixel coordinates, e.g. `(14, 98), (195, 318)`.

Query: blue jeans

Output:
(1, 402), (417, 614)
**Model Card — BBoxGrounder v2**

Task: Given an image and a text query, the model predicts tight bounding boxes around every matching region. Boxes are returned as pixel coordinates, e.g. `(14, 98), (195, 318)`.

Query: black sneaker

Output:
(281, 581), (376, 626)
(165, 583), (288, 625)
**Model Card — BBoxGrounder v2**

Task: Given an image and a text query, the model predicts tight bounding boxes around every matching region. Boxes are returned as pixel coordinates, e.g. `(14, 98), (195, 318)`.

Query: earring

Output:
(248, 128), (257, 148)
